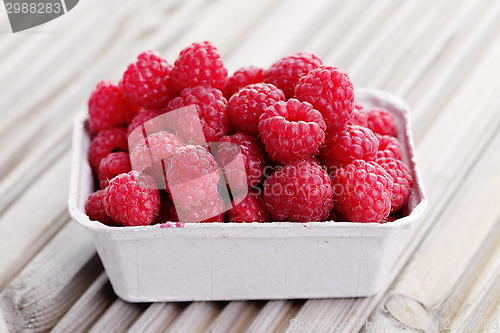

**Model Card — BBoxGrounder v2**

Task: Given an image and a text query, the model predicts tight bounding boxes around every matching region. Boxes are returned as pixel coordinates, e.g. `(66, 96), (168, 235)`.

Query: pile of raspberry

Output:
(84, 41), (413, 227)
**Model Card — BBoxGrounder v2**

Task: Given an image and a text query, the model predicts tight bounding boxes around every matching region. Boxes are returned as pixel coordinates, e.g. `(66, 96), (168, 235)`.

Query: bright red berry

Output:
(88, 127), (128, 173)
(264, 52), (323, 99)
(127, 109), (162, 137)
(223, 66), (265, 99)
(366, 108), (397, 137)
(85, 189), (116, 226)
(319, 124), (379, 173)
(104, 171), (161, 226)
(166, 85), (230, 142)
(377, 157), (413, 212)
(166, 145), (221, 208)
(228, 192), (270, 223)
(376, 134), (401, 160)
(349, 103), (368, 127)
(263, 159), (334, 222)
(333, 160), (393, 223)
(170, 41), (228, 92)
(119, 50), (174, 109)
(129, 131), (184, 189)
(228, 83), (285, 135)
(88, 81), (139, 133)
(215, 132), (269, 196)
(259, 99), (326, 164)
(98, 152), (132, 189)
(294, 66), (354, 132)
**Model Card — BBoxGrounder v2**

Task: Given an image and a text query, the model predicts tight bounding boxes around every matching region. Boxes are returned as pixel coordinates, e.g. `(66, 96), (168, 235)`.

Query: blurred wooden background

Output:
(1, 0), (500, 331)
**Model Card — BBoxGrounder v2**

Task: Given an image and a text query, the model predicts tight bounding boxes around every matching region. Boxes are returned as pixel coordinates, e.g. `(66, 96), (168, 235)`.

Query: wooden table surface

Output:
(1, 0), (500, 332)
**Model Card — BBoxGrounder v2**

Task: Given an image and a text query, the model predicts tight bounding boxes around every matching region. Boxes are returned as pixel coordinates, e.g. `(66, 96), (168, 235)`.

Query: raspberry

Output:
(263, 159), (334, 222)
(190, 195), (226, 223)
(130, 131), (184, 173)
(161, 192), (226, 223)
(376, 134), (401, 160)
(223, 66), (265, 99)
(153, 191), (179, 224)
(349, 104), (368, 127)
(294, 66), (354, 132)
(127, 109), (162, 137)
(119, 50), (174, 109)
(166, 85), (230, 142)
(215, 132), (269, 193)
(129, 131), (184, 189)
(170, 41), (228, 92)
(319, 124), (379, 172)
(228, 192), (270, 223)
(377, 157), (413, 212)
(88, 81), (139, 133)
(333, 160), (393, 223)
(366, 108), (397, 137)
(98, 152), (132, 189)
(85, 189), (116, 226)
(166, 145), (220, 207)
(259, 99), (326, 164)
(88, 127), (128, 173)
(264, 52), (323, 99)
(104, 171), (161, 226)
(228, 83), (285, 135)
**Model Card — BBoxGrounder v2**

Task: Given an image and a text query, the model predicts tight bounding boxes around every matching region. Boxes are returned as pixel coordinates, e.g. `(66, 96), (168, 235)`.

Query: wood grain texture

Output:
(0, 222), (101, 332)
(1, 0), (500, 331)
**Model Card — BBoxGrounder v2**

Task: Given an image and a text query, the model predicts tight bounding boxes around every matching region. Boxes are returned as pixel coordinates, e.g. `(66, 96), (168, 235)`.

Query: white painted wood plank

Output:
(245, 300), (303, 333)
(126, 303), (184, 333)
(204, 301), (262, 333)
(51, 273), (117, 333)
(0, 222), (100, 332)
(87, 299), (149, 333)
(165, 302), (225, 333)
(0, 151), (71, 289)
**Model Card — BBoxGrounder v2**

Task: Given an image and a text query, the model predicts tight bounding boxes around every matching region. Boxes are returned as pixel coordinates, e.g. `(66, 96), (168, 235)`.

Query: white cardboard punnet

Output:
(68, 88), (427, 302)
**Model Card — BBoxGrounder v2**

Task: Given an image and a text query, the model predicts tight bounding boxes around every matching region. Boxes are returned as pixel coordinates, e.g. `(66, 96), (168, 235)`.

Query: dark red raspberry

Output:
(263, 52), (323, 99)
(166, 145), (220, 207)
(161, 192), (226, 223)
(130, 131), (184, 173)
(259, 99), (326, 164)
(228, 83), (285, 135)
(333, 160), (393, 223)
(215, 132), (269, 195)
(153, 191), (179, 224)
(376, 134), (401, 160)
(223, 66), (265, 99)
(85, 189), (116, 226)
(166, 85), (230, 142)
(228, 192), (270, 223)
(191, 195), (226, 223)
(294, 66), (354, 132)
(119, 50), (174, 109)
(98, 152), (132, 189)
(349, 104), (368, 127)
(366, 108), (397, 137)
(263, 159), (334, 222)
(170, 41), (228, 92)
(88, 127), (128, 173)
(319, 124), (379, 173)
(127, 109), (162, 137)
(127, 108), (163, 149)
(377, 157), (413, 212)
(88, 81), (139, 133)
(129, 131), (184, 190)
(104, 171), (161, 226)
